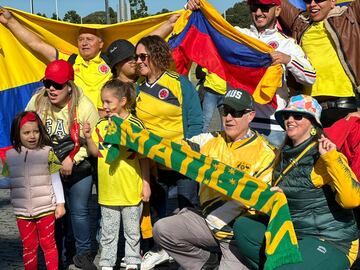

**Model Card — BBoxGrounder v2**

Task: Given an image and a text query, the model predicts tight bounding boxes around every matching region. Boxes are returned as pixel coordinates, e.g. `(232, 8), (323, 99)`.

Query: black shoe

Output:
(73, 252), (97, 270)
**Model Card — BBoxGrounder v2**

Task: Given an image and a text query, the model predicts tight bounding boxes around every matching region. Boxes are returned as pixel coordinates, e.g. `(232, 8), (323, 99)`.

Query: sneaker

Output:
(73, 252), (97, 270)
(120, 257), (126, 268)
(141, 249), (170, 270)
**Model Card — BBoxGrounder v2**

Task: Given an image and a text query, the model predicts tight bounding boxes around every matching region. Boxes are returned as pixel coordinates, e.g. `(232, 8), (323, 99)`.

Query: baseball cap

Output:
(247, 0), (281, 5)
(43, 60), (74, 84)
(107, 39), (135, 69)
(220, 87), (255, 111)
(275, 95), (322, 129)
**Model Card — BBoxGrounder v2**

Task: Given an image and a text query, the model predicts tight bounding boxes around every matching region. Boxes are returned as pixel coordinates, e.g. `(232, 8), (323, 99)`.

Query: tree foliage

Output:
(155, 8), (171, 15)
(63, 10), (81, 24)
(36, 12), (47, 18)
(51, 12), (61, 21)
(129, 0), (148, 19)
(82, 11), (106, 24)
(224, 1), (251, 28)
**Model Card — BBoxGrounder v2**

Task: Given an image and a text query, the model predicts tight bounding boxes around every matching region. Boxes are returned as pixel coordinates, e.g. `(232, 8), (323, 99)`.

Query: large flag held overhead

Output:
(0, 7), (177, 154)
(169, 0), (283, 106)
(104, 117), (303, 270)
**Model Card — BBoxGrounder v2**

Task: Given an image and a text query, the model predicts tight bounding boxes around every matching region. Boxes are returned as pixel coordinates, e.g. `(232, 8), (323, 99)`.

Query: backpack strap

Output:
(67, 52), (110, 66)
(67, 53), (78, 65)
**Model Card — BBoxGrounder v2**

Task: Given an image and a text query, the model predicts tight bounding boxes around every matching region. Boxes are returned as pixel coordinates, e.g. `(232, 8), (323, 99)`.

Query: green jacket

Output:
(273, 138), (359, 254)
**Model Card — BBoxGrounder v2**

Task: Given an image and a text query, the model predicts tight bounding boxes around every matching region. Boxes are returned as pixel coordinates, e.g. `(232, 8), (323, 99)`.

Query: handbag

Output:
(51, 134), (92, 185)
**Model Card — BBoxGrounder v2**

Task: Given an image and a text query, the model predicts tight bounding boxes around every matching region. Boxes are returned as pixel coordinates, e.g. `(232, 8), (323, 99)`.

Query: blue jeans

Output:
(202, 91), (224, 132)
(156, 170), (198, 219)
(254, 128), (285, 148)
(65, 175), (93, 255)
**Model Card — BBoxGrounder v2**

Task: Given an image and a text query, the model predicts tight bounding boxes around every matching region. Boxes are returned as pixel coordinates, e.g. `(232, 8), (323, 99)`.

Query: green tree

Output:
(129, 0), (148, 19)
(36, 12), (47, 18)
(51, 12), (61, 21)
(63, 10), (81, 24)
(83, 11), (106, 24)
(109, 7), (118, 24)
(155, 8), (171, 15)
(224, 1), (251, 28)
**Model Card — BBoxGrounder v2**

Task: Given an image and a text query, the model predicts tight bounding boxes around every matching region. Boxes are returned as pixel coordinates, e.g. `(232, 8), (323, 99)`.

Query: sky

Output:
(0, 0), (240, 19)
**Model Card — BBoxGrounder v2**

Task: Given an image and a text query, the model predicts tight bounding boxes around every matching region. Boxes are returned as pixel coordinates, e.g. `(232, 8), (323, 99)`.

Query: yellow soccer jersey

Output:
(136, 71), (184, 141)
(58, 51), (112, 109)
(188, 131), (276, 241)
(93, 114), (145, 206)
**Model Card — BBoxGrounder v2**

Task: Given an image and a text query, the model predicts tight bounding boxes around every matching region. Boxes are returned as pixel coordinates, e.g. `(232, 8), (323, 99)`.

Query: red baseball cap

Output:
(248, 0), (281, 5)
(44, 60), (74, 84)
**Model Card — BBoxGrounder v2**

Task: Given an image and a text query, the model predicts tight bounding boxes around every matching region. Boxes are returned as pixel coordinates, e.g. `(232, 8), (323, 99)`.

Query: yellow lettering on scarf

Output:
(147, 139), (173, 168)
(264, 221), (299, 255)
(178, 144), (202, 175)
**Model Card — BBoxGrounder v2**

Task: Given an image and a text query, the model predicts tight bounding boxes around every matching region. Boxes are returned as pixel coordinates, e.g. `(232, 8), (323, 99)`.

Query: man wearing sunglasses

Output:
(279, 0), (360, 128)
(152, 88), (276, 270)
(186, 0), (316, 148)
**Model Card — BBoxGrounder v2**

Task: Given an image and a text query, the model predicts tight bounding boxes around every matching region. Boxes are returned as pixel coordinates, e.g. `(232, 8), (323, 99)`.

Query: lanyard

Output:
(273, 141), (317, 187)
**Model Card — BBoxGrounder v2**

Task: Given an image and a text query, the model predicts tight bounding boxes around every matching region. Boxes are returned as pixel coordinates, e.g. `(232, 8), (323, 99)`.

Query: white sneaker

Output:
(120, 257), (126, 268)
(141, 249), (170, 270)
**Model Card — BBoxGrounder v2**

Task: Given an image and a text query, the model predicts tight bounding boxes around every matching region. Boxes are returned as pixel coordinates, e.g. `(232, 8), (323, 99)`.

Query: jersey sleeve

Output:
(312, 149), (360, 208)
(48, 149), (62, 174)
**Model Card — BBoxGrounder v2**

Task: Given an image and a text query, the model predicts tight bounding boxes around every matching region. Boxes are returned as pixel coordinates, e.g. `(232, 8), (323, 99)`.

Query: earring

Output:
(310, 127), (317, 136)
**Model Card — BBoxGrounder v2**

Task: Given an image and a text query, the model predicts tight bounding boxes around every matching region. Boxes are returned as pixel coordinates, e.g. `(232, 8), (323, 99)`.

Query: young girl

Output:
(0, 111), (66, 270)
(84, 79), (151, 270)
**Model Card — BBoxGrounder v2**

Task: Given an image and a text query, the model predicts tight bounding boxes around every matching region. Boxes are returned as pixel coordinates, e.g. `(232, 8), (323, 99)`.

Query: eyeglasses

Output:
(303, 0), (327, 4)
(43, 80), (66, 90)
(134, 53), (149, 62)
(249, 4), (275, 12)
(282, 112), (309, 121)
(219, 106), (250, 118)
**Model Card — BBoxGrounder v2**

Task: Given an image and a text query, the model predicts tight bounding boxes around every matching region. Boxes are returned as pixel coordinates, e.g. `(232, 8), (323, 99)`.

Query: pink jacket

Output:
(6, 146), (56, 217)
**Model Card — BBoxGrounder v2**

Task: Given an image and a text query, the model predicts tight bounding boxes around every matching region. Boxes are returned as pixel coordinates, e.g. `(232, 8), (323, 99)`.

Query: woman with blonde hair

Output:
(26, 59), (99, 270)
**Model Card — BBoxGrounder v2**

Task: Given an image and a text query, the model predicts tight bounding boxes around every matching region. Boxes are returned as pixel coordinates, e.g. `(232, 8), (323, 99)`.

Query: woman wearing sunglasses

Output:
(134, 35), (203, 270)
(233, 95), (360, 270)
(25, 60), (99, 270)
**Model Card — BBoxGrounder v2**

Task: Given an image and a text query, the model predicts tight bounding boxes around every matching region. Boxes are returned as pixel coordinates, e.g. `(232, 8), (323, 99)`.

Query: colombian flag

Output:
(0, 7), (178, 156)
(169, 0), (283, 106)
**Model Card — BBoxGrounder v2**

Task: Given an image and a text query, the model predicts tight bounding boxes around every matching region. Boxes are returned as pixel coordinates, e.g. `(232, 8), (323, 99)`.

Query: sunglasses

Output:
(219, 106), (250, 118)
(282, 112), (309, 121)
(303, 0), (327, 4)
(249, 4), (275, 12)
(134, 53), (149, 62)
(43, 80), (66, 90)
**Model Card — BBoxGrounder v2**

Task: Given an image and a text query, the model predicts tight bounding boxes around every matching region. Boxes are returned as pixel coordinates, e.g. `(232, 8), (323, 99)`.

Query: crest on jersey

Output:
(99, 64), (110, 74)
(158, 88), (169, 99)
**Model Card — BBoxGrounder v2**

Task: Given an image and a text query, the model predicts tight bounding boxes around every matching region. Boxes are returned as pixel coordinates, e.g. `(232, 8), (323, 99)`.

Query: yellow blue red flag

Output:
(0, 7), (176, 154)
(169, 0), (283, 106)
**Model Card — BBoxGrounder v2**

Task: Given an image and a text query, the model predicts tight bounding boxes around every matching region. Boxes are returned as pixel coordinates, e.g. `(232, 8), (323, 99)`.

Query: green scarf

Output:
(104, 117), (302, 270)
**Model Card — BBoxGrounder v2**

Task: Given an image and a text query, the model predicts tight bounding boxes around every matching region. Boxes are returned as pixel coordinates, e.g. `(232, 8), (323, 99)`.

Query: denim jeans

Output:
(65, 175), (93, 255)
(202, 91), (224, 132)
(156, 170), (199, 219)
(254, 128), (285, 148)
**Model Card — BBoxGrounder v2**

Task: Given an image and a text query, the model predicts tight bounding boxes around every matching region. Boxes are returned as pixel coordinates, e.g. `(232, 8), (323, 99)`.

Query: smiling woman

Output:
(233, 95), (360, 270)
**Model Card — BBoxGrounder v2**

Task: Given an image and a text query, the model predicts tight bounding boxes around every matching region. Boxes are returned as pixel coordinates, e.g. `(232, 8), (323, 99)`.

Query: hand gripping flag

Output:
(104, 117), (303, 270)
(0, 7), (178, 152)
(169, 0), (283, 106)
